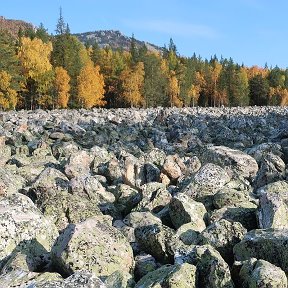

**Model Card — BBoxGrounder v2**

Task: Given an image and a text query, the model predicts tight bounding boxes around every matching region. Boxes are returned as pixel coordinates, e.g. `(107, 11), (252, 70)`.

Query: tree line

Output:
(1, 12), (288, 110)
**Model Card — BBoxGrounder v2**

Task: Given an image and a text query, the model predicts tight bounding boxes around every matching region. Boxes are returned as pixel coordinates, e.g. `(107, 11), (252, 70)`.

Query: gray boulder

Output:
(135, 263), (197, 288)
(197, 219), (247, 265)
(51, 215), (134, 278)
(204, 145), (258, 180)
(134, 223), (175, 264)
(169, 193), (207, 230)
(258, 187), (288, 229)
(233, 258), (288, 288)
(253, 153), (286, 189)
(234, 228), (288, 273)
(210, 201), (258, 231)
(0, 193), (58, 270)
(183, 163), (231, 208)
(175, 245), (235, 288)
(134, 253), (158, 280)
(64, 150), (92, 179)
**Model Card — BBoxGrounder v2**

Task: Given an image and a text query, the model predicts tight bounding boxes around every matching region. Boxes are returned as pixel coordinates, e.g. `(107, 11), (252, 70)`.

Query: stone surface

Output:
(169, 193), (207, 230)
(0, 193), (58, 270)
(135, 263), (197, 288)
(234, 228), (288, 273)
(3, 107), (288, 286)
(51, 215), (134, 278)
(197, 219), (247, 265)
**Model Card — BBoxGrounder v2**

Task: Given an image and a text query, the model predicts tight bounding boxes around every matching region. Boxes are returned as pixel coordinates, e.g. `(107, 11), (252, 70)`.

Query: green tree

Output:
(249, 74), (269, 106)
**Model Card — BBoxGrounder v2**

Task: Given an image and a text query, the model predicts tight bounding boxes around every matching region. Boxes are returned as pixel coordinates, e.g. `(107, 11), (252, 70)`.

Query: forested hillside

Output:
(0, 13), (288, 110)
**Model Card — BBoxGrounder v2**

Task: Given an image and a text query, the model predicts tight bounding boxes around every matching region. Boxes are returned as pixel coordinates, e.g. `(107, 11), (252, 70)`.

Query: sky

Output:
(2, 0), (288, 68)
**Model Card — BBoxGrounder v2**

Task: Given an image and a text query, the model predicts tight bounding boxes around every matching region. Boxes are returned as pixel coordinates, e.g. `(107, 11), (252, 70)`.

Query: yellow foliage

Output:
(18, 37), (53, 81)
(55, 67), (70, 108)
(188, 84), (201, 107)
(121, 62), (145, 107)
(0, 70), (17, 110)
(168, 71), (182, 107)
(77, 62), (106, 108)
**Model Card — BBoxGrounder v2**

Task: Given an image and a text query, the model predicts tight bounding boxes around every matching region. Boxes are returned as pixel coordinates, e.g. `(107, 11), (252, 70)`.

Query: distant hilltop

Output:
(0, 16), (35, 38)
(73, 30), (163, 53)
(0, 15), (162, 53)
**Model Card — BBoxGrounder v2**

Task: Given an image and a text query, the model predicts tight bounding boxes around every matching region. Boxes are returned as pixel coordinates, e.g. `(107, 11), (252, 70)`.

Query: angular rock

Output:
(0, 193), (58, 269)
(204, 145), (259, 180)
(258, 187), (288, 229)
(134, 223), (175, 264)
(234, 258), (288, 288)
(213, 187), (250, 209)
(51, 215), (134, 278)
(115, 184), (142, 216)
(123, 211), (162, 228)
(183, 163), (231, 208)
(161, 154), (185, 182)
(210, 201), (257, 231)
(175, 245), (235, 288)
(175, 223), (200, 245)
(169, 193), (207, 230)
(135, 183), (172, 214)
(64, 150), (91, 179)
(135, 263), (197, 288)
(234, 228), (288, 273)
(197, 219), (247, 265)
(105, 270), (135, 288)
(134, 253), (158, 280)
(253, 152), (285, 189)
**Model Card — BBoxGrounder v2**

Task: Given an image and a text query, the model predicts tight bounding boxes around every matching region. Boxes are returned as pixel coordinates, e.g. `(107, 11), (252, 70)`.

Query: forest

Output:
(1, 12), (288, 110)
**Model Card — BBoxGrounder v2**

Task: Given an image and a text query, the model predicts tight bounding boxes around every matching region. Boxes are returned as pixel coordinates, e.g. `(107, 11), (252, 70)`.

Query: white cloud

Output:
(122, 19), (220, 39)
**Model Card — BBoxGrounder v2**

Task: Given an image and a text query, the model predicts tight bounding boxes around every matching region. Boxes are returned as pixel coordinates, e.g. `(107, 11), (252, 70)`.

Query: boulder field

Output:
(1, 106), (288, 287)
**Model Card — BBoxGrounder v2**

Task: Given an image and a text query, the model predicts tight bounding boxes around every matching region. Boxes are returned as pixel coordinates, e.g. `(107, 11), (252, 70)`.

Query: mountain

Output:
(0, 16), (34, 38)
(74, 30), (163, 53)
(0, 16), (163, 54)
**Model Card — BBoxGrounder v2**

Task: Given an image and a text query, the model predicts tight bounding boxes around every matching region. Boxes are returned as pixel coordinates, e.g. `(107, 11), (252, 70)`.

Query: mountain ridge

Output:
(0, 15), (163, 53)
(73, 30), (163, 53)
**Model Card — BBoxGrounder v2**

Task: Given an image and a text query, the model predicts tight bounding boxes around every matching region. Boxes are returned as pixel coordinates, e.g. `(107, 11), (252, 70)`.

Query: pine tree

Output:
(55, 7), (66, 35)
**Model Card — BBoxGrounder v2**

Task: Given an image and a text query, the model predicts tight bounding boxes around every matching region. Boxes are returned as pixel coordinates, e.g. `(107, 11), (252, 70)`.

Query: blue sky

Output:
(2, 0), (288, 68)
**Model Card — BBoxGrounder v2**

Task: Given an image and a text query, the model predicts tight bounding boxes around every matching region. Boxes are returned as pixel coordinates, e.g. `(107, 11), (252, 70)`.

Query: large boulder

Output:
(210, 201), (258, 231)
(51, 215), (134, 278)
(183, 163), (231, 208)
(175, 245), (235, 288)
(0, 193), (58, 269)
(64, 150), (92, 179)
(258, 187), (288, 229)
(135, 263), (197, 288)
(233, 258), (288, 288)
(169, 193), (207, 230)
(234, 229), (288, 273)
(204, 145), (259, 180)
(197, 219), (247, 265)
(213, 187), (250, 209)
(253, 153), (286, 189)
(134, 183), (172, 214)
(134, 223), (175, 264)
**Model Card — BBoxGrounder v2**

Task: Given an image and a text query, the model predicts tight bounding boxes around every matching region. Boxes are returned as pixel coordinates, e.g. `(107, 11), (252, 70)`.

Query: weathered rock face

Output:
(175, 245), (235, 288)
(0, 193), (58, 270)
(2, 107), (288, 286)
(135, 263), (197, 288)
(169, 193), (207, 230)
(233, 258), (288, 288)
(234, 229), (288, 273)
(198, 219), (247, 265)
(51, 215), (134, 278)
(203, 145), (259, 180)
